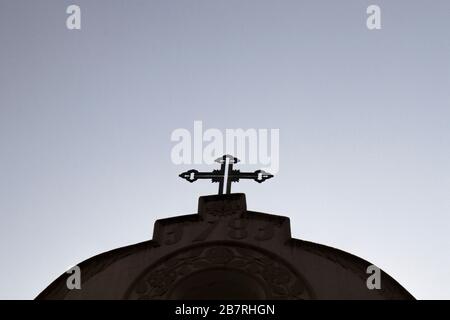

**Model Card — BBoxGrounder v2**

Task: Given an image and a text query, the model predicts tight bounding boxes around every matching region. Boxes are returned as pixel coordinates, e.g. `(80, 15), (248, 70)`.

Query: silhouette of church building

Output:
(37, 156), (414, 300)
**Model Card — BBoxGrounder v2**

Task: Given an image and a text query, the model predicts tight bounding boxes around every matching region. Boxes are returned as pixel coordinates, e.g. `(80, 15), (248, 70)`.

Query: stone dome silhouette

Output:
(37, 193), (414, 300)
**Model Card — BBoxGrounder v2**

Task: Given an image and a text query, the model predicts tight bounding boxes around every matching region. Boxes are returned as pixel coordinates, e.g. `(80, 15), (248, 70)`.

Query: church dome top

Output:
(37, 193), (414, 300)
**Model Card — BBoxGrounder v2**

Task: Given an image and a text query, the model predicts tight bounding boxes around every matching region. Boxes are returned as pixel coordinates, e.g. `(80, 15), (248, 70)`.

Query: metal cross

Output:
(179, 154), (274, 194)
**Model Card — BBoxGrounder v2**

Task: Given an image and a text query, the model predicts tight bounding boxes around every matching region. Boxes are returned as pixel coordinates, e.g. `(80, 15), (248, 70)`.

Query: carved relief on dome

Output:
(125, 242), (314, 300)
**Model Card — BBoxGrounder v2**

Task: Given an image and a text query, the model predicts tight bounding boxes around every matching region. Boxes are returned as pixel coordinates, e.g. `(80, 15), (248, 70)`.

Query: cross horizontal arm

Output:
(228, 170), (274, 183)
(178, 155), (274, 194)
(179, 169), (224, 183)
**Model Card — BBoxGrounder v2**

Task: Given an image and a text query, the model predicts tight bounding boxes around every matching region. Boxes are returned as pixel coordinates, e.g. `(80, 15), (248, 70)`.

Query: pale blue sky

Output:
(0, 0), (449, 299)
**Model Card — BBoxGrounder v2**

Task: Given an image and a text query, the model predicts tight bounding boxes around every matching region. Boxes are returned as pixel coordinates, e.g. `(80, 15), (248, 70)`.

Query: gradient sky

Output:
(0, 0), (449, 299)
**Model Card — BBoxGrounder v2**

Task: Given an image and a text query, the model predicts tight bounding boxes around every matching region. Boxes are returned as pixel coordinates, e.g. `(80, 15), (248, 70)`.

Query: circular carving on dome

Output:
(125, 242), (315, 300)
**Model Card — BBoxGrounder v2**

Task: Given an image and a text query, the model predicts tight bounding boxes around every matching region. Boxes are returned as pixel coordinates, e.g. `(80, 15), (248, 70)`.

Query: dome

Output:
(37, 193), (414, 300)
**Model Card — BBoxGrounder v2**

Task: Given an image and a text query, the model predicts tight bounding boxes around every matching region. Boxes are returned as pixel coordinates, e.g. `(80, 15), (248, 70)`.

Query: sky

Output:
(0, 0), (449, 299)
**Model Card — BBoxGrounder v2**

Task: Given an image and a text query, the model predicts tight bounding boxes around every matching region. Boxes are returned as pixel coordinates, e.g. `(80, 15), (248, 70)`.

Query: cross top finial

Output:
(179, 154), (274, 194)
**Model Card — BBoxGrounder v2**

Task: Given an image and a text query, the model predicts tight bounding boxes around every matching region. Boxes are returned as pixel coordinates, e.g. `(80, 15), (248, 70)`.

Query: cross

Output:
(179, 155), (274, 194)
